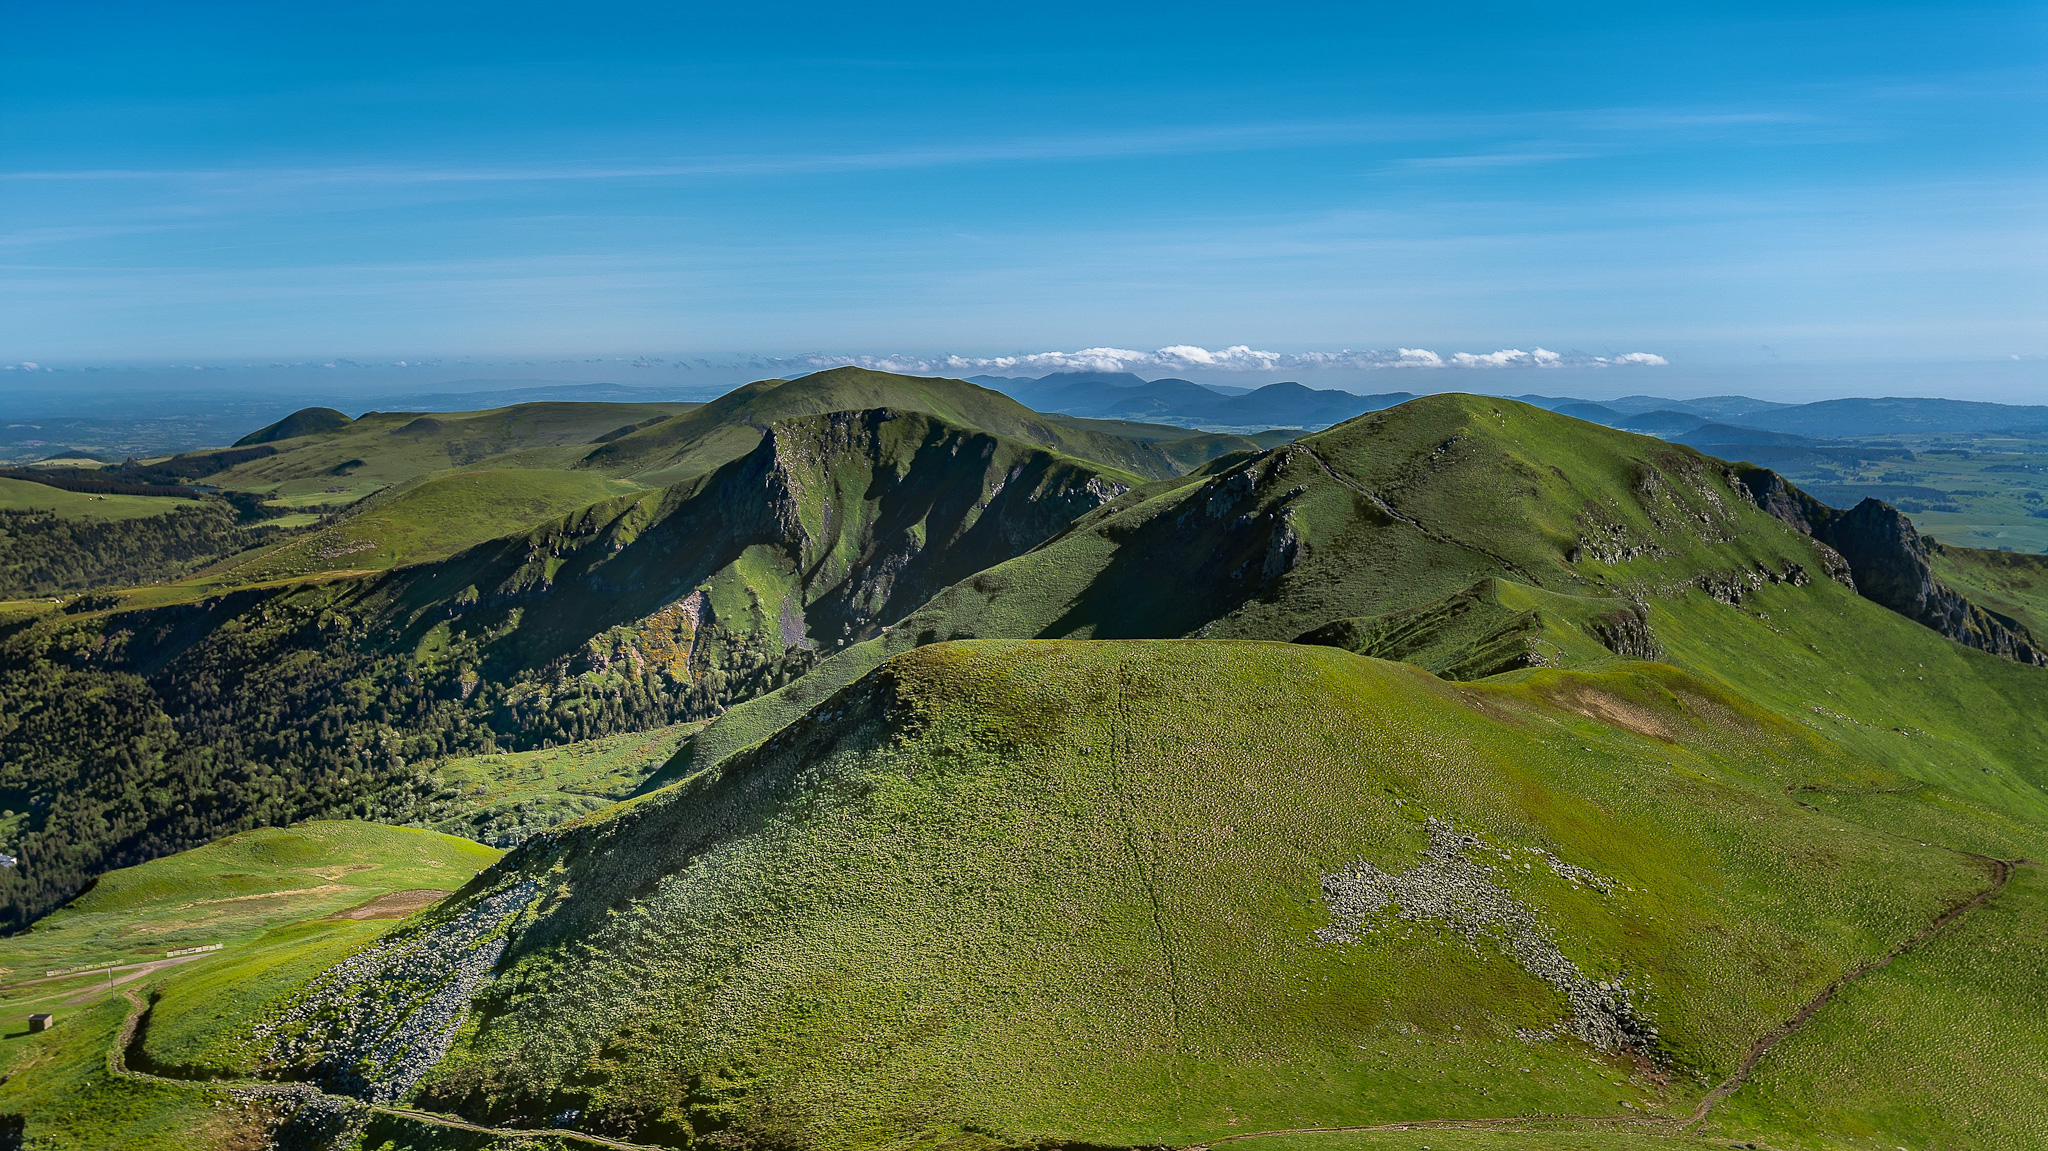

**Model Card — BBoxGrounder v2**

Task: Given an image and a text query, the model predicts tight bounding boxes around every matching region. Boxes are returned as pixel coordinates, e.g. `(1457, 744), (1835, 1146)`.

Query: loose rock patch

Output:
(1318, 818), (1659, 1056)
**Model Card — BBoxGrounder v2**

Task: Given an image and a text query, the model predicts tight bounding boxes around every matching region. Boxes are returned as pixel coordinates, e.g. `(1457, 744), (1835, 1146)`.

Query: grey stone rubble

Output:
(263, 880), (538, 1103)
(1317, 818), (1659, 1056)
(249, 1084), (371, 1151)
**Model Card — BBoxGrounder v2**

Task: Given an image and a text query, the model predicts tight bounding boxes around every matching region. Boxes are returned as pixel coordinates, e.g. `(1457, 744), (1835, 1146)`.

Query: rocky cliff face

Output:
(1731, 465), (2046, 666)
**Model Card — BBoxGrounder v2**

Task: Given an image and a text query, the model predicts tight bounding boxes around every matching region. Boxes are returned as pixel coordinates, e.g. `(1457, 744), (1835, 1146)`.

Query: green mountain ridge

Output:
(579, 367), (1275, 485)
(7, 381), (2048, 1150)
(0, 407), (1136, 929)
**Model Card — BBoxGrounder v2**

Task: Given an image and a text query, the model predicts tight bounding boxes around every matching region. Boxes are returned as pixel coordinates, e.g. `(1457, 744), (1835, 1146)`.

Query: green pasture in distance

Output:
(1931, 545), (2048, 639)
(222, 467), (644, 581)
(1757, 432), (2048, 554)
(0, 476), (205, 520)
(420, 721), (698, 844)
(204, 400), (692, 507)
(0, 821), (498, 1002)
(0, 821), (501, 1148)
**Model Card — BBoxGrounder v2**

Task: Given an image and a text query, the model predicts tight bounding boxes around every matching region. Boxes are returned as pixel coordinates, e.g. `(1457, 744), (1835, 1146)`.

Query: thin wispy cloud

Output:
(0, 102), (1826, 189)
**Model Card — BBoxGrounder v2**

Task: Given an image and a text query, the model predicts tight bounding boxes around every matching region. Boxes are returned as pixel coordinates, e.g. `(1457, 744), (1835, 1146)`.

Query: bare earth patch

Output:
(329, 889), (453, 921)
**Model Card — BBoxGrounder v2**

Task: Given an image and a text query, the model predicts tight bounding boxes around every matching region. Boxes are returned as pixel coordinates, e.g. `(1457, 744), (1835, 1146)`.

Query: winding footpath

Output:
(107, 989), (664, 1151)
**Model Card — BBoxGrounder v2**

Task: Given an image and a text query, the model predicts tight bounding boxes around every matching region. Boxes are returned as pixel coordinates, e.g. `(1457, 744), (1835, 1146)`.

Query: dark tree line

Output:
(0, 505), (300, 596)
(0, 582), (802, 931)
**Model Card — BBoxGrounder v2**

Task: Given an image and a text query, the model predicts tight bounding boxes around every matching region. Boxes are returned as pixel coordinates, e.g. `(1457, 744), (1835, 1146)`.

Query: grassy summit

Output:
(580, 367), (1273, 484)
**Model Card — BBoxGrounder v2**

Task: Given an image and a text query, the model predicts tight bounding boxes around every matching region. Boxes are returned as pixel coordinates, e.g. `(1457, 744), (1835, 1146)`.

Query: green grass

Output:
(1713, 862), (2048, 1151)
(221, 467), (645, 580)
(0, 992), (269, 1150)
(404, 639), (1995, 1150)
(1929, 544), (2048, 639)
(420, 722), (698, 844)
(0, 821), (499, 999)
(0, 476), (205, 520)
(1236, 1132), (1742, 1150)
(205, 400), (694, 510)
(0, 820), (501, 1147)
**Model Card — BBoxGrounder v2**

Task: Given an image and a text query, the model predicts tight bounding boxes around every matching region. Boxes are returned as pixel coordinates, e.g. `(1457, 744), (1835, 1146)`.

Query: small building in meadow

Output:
(27, 1013), (53, 1033)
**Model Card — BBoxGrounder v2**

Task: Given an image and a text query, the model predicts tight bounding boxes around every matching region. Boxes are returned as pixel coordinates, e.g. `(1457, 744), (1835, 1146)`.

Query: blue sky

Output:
(1, 1), (2043, 395)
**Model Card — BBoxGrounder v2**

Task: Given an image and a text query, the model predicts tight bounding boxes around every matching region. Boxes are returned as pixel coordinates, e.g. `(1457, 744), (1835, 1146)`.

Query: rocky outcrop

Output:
(1731, 466), (2046, 666)
(264, 881), (539, 1102)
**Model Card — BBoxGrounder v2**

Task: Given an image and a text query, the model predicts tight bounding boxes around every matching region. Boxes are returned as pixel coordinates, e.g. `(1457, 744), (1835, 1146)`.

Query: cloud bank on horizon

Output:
(780, 345), (1669, 377)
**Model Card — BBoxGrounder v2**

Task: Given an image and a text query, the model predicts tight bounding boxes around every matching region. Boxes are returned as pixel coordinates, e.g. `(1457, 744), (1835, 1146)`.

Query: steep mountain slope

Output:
(669, 393), (1831, 771)
(267, 639), (2017, 1149)
(672, 395), (2048, 834)
(0, 409), (1135, 929)
(579, 367), (1258, 484)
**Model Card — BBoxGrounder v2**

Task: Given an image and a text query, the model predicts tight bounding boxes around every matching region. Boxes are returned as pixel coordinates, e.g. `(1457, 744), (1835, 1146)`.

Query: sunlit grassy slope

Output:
(206, 400), (694, 511)
(418, 721), (697, 844)
(1931, 543), (2048, 639)
(397, 639), (2004, 1149)
(0, 476), (207, 520)
(0, 822), (499, 1148)
(219, 467), (645, 581)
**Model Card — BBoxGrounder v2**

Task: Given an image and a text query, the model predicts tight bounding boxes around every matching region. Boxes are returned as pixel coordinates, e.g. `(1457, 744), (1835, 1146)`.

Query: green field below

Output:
(223, 467), (645, 580)
(0, 476), (205, 520)
(0, 821), (500, 1148)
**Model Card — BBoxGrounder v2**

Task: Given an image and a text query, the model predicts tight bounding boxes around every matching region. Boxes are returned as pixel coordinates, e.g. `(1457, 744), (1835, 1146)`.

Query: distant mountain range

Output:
(970, 371), (2048, 440)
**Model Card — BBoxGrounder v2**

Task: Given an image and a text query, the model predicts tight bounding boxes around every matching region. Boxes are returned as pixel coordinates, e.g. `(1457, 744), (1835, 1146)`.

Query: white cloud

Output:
(772, 344), (1667, 377)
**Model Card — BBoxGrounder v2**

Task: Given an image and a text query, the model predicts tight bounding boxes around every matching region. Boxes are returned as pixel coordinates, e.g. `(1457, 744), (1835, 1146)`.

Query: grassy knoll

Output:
(0, 821), (500, 1147)
(221, 467), (644, 581)
(393, 639), (1992, 1149)
(0, 476), (205, 520)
